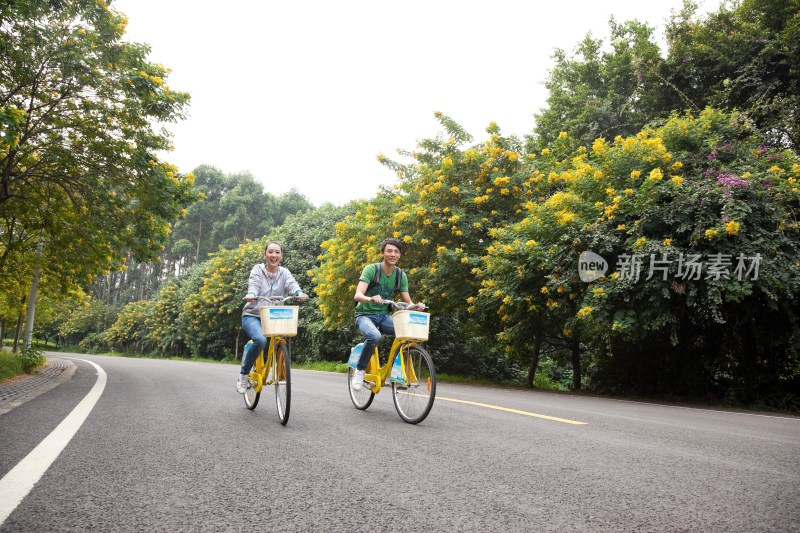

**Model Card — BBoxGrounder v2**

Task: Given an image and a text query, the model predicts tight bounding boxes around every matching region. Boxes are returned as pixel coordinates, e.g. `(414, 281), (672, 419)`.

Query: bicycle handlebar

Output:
(242, 295), (306, 305)
(380, 300), (427, 311)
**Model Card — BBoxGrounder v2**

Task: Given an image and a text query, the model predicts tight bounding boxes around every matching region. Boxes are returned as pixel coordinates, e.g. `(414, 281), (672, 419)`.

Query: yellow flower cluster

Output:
(555, 211), (577, 225)
(592, 138), (607, 154)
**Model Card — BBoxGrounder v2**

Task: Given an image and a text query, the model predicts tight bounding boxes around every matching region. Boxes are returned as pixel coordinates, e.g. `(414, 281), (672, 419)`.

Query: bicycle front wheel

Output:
(392, 345), (436, 424)
(348, 366), (374, 410)
(244, 383), (260, 410)
(244, 369), (259, 410)
(274, 341), (291, 425)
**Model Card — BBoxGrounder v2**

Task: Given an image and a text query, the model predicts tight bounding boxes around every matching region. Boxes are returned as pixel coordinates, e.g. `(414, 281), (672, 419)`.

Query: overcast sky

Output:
(111, 0), (721, 207)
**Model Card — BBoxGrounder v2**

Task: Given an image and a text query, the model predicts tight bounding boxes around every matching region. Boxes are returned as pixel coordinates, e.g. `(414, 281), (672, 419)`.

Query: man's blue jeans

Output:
(241, 315), (267, 375)
(355, 314), (395, 371)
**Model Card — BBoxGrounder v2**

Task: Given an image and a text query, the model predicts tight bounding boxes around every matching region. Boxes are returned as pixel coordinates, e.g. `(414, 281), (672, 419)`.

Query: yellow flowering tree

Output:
(144, 276), (190, 356)
(101, 300), (153, 353)
(1, 0), (199, 290)
(182, 240), (262, 358)
(376, 113), (533, 312)
(310, 194), (396, 329)
(482, 108), (799, 401)
(474, 140), (602, 389)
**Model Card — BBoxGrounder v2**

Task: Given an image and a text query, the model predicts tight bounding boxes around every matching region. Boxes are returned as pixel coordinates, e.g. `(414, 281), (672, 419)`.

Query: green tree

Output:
(58, 298), (115, 347)
(0, 0), (198, 292)
(144, 276), (188, 356)
(272, 203), (353, 294)
(170, 165), (228, 266)
(25, 289), (86, 346)
(209, 174), (313, 252)
(472, 132), (594, 388)
(533, 20), (665, 149)
(664, 0), (800, 151)
(182, 241), (261, 359)
(272, 203), (356, 361)
(312, 114), (542, 379)
(484, 109), (800, 403)
(534, 0), (800, 152)
(102, 299), (152, 353)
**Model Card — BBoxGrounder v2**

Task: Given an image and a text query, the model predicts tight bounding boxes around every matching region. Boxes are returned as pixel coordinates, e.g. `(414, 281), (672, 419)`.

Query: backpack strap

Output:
(366, 263), (403, 294)
(366, 263), (381, 293)
(394, 267), (403, 292)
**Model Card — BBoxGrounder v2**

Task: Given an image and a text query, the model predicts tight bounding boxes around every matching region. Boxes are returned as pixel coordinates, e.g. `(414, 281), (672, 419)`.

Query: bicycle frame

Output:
(362, 337), (421, 394)
(249, 335), (287, 393)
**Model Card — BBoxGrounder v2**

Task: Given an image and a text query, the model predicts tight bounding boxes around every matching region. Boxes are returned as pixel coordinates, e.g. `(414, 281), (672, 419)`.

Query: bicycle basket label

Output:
(390, 355), (404, 383)
(408, 312), (429, 326)
(268, 308), (295, 320)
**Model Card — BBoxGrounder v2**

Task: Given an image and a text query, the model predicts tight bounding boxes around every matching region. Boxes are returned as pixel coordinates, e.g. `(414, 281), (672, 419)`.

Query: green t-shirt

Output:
(354, 263), (409, 315)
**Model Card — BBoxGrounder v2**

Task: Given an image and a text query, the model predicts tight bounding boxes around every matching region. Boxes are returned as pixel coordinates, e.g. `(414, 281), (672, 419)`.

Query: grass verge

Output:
(0, 351), (26, 382)
(0, 349), (47, 382)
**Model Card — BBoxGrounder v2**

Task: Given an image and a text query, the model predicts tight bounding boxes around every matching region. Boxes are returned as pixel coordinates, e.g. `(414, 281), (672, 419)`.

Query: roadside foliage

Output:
(0, 0), (198, 346)
(7, 0), (799, 408)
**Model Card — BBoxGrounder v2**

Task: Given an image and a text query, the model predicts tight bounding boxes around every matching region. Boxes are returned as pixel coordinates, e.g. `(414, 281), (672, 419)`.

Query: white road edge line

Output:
(0, 358), (106, 526)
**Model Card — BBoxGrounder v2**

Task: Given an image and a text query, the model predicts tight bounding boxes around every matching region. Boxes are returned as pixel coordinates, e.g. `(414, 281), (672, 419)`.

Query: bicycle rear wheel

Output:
(348, 366), (374, 410)
(392, 345), (436, 424)
(274, 341), (291, 425)
(244, 371), (259, 410)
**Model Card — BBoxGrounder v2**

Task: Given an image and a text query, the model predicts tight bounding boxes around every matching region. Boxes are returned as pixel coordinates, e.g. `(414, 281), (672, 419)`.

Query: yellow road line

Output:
(436, 395), (588, 425)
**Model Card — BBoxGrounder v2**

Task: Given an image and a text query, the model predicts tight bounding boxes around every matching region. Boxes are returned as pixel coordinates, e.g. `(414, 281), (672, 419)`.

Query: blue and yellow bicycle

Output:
(242, 295), (302, 425)
(347, 301), (436, 424)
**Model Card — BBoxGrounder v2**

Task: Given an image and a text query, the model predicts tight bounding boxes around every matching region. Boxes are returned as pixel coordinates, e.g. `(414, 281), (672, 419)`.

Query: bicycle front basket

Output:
(259, 306), (299, 336)
(392, 310), (430, 341)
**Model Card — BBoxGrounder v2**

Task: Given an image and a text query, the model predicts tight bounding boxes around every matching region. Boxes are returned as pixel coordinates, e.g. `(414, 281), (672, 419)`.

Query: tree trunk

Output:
(195, 219), (202, 264)
(139, 263), (146, 300)
(24, 236), (44, 349)
(12, 296), (25, 353)
(235, 330), (241, 362)
(525, 324), (543, 388)
(571, 337), (582, 390)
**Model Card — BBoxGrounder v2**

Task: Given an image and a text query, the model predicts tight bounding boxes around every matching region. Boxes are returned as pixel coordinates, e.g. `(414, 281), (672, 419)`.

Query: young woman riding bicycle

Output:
(238, 241), (308, 393)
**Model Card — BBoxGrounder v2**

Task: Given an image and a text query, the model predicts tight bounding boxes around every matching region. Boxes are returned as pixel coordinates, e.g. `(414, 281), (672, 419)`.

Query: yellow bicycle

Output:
(347, 301), (436, 424)
(242, 295), (302, 425)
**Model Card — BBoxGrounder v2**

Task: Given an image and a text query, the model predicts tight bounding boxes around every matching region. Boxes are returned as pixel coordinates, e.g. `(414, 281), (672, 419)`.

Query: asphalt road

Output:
(1, 354), (798, 532)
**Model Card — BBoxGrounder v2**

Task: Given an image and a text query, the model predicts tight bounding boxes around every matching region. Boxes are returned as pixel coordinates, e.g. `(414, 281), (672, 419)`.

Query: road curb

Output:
(0, 357), (76, 416)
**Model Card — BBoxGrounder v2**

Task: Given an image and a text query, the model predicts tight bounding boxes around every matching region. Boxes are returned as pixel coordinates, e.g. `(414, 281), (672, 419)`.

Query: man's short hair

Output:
(380, 237), (402, 254)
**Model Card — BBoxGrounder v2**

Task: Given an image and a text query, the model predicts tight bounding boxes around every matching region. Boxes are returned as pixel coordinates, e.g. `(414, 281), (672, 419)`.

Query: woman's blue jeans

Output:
(355, 314), (395, 371)
(241, 315), (267, 375)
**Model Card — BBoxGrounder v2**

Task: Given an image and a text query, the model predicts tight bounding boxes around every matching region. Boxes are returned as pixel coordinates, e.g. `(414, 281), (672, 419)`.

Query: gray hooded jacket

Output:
(242, 264), (302, 317)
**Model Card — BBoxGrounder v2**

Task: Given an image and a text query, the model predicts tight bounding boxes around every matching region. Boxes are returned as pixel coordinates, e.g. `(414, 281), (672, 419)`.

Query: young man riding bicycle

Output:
(352, 237), (424, 391)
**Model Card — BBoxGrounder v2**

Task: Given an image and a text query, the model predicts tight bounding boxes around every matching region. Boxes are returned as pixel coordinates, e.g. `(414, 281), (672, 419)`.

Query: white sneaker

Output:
(236, 373), (250, 394)
(352, 370), (365, 391)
